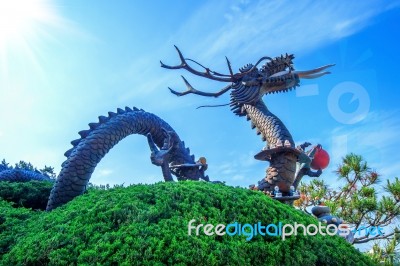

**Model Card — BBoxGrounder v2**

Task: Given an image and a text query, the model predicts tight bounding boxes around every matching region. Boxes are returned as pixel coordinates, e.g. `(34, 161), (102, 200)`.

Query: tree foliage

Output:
(367, 236), (400, 265)
(295, 153), (400, 246)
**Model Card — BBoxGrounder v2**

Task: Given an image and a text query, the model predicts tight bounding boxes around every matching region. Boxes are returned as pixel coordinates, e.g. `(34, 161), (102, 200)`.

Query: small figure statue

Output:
(273, 186), (282, 197)
(264, 190), (273, 197)
(289, 185), (298, 196)
(197, 157), (209, 182)
(249, 184), (258, 191)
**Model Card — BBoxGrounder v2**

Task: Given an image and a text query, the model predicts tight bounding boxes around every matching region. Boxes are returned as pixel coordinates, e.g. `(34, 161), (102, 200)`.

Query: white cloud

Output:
(331, 110), (400, 153)
(171, 0), (399, 65)
(328, 109), (400, 179)
(232, 174), (245, 181)
(379, 164), (400, 180)
(97, 168), (113, 177)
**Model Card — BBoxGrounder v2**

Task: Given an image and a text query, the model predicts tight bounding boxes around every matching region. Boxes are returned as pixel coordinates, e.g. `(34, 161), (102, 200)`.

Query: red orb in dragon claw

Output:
(311, 146), (330, 170)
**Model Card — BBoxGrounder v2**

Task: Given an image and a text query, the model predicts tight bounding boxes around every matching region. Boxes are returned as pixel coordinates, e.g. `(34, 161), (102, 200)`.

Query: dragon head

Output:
(161, 46), (334, 107)
(238, 54), (334, 97)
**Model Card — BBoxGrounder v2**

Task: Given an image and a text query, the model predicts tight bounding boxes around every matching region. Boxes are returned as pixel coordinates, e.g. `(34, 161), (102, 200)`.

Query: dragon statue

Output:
(1, 47), (333, 209)
(312, 204), (355, 243)
(161, 46), (334, 198)
(1, 107), (211, 210)
(0, 166), (54, 183)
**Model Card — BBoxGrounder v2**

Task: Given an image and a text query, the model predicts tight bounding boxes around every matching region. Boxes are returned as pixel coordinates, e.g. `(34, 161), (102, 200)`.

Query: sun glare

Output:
(0, 0), (66, 83)
(0, 0), (58, 49)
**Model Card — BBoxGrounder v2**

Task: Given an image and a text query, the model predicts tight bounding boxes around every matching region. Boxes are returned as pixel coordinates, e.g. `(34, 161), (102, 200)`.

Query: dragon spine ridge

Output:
(1, 107), (207, 210)
(0, 169), (54, 183)
(47, 106), (206, 210)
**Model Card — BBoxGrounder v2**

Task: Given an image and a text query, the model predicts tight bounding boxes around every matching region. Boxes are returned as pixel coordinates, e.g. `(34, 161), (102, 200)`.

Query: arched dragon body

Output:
(0, 167), (54, 182)
(1, 107), (209, 210)
(162, 46), (333, 196)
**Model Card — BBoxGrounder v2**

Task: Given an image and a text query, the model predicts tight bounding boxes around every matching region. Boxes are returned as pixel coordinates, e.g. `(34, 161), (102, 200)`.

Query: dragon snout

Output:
(268, 64), (335, 79)
(293, 64), (335, 79)
(262, 64), (334, 95)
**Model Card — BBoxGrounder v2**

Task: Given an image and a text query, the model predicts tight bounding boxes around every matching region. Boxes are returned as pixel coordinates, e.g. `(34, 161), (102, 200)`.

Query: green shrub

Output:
(0, 181), (53, 210)
(0, 181), (374, 265)
(0, 181), (54, 210)
(0, 200), (38, 256)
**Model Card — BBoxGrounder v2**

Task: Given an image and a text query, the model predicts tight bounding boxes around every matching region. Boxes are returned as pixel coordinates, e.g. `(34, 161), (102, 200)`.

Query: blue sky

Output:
(0, 0), (399, 189)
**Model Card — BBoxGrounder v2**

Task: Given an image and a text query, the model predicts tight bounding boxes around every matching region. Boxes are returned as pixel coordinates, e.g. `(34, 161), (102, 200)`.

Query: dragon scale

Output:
(46, 107), (204, 210)
(162, 46), (334, 197)
(242, 101), (294, 148)
(0, 168), (54, 182)
(0, 106), (208, 210)
(242, 101), (297, 193)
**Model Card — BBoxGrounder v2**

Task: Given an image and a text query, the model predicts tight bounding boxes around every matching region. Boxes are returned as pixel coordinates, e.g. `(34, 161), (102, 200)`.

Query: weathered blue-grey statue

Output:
(0, 167), (54, 182)
(162, 46), (333, 197)
(46, 107), (210, 210)
(312, 205), (354, 243)
(1, 47), (333, 209)
(1, 107), (210, 210)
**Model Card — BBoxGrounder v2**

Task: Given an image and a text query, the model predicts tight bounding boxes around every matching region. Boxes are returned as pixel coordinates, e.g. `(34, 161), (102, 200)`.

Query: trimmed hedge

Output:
(0, 181), (374, 265)
(0, 181), (53, 210)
